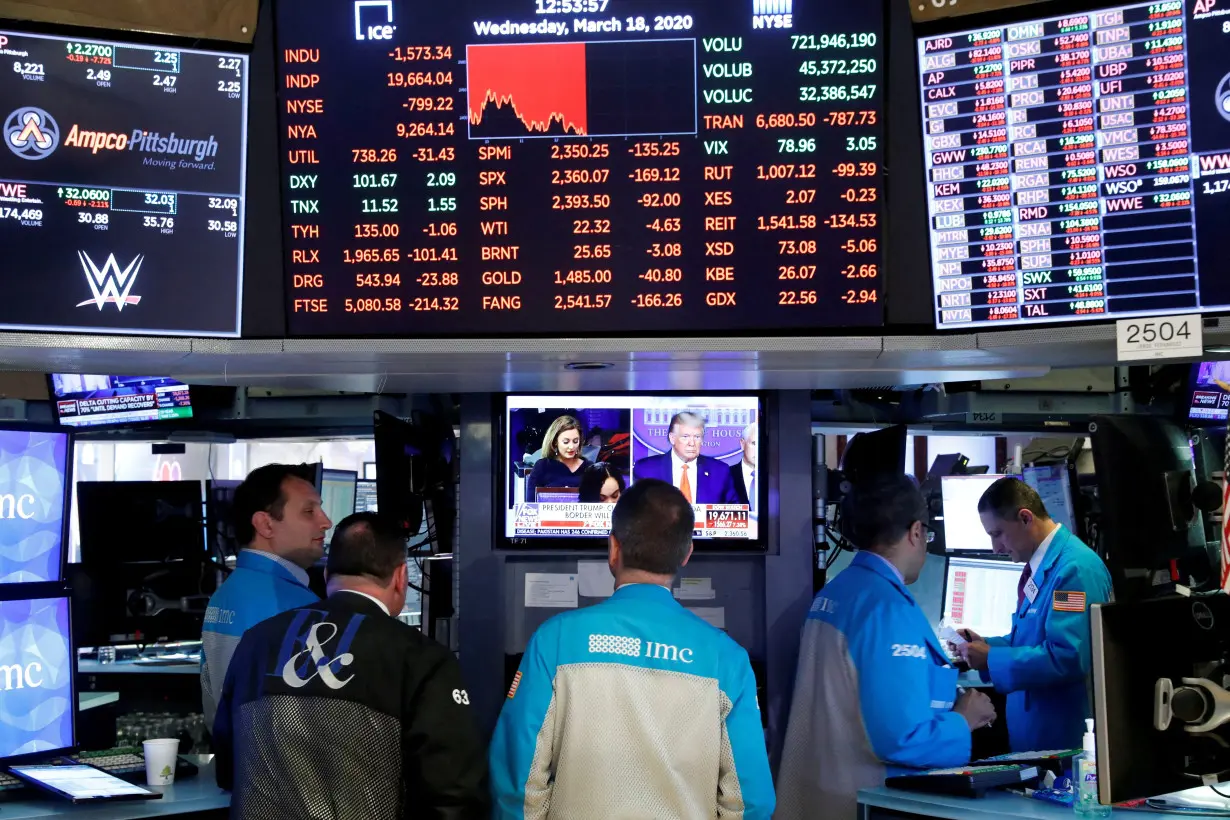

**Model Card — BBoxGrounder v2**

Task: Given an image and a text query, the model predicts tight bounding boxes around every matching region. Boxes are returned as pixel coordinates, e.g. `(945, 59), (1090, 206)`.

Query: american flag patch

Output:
(507, 671), (522, 699)
(1053, 590), (1086, 612)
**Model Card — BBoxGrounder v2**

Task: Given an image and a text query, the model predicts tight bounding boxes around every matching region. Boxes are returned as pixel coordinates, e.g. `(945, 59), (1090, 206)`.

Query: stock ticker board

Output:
(0, 30), (248, 336)
(920, 0), (1230, 330)
(276, 0), (884, 336)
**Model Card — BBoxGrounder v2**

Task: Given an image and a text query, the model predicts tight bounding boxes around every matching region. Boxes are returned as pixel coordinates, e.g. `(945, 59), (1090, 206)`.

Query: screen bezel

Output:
(0, 593), (77, 765)
(494, 392), (768, 552)
(914, 0), (1227, 333)
(0, 424), (73, 587)
(8, 762), (160, 803)
(46, 375), (195, 431)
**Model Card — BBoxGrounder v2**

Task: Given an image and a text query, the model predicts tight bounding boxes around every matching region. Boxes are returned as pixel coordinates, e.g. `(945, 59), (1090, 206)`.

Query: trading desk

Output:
(0, 760), (226, 819)
(858, 787), (1204, 818)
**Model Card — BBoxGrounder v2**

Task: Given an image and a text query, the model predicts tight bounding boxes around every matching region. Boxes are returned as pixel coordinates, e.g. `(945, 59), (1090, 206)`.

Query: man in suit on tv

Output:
(730, 423), (757, 514)
(634, 412), (740, 505)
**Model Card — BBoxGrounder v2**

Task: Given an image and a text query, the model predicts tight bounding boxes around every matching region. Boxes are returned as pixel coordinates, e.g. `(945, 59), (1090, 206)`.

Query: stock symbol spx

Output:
(276, 0), (884, 336)
(919, 0), (1230, 330)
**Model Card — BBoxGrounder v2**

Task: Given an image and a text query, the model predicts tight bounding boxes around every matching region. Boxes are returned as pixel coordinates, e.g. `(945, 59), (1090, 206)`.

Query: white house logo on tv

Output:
(0, 492), (36, 520)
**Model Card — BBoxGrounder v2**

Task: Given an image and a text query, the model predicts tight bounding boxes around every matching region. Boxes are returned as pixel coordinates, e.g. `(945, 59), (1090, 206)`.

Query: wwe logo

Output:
(76, 252), (143, 311)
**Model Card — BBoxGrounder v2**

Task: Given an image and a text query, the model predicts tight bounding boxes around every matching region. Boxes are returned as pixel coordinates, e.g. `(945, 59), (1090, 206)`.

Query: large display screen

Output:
(0, 431), (69, 584)
(0, 596), (74, 760)
(1187, 360), (1230, 421)
(276, 0), (884, 336)
(503, 395), (761, 545)
(0, 29), (248, 336)
(51, 375), (192, 428)
(919, 1), (1230, 329)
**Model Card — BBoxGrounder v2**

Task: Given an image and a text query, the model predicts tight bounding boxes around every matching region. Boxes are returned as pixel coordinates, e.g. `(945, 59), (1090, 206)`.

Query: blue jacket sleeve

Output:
(717, 648), (775, 820)
(986, 560), (1112, 694)
(489, 629), (558, 820)
(857, 604), (971, 769)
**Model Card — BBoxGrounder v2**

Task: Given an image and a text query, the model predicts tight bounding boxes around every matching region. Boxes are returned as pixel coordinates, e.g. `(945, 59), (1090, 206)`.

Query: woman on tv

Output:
(525, 415), (592, 502)
(577, 462), (625, 504)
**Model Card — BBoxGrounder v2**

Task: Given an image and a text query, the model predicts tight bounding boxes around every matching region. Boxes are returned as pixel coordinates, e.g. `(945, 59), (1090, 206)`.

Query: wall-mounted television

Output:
(0, 429), (70, 584)
(500, 394), (764, 549)
(50, 375), (193, 428)
(1186, 362), (1230, 424)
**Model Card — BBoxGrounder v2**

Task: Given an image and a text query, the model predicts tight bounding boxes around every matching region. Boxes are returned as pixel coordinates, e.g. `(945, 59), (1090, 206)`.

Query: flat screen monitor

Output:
(943, 556), (1022, 640)
(355, 479), (378, 513)
(320, 469), (357, 546)
(50, 375), (192, 428)
(205, 479), (242, 558)
(1022, 463), (1077, 534)
(76, 481), (204, 564)
(0, 595), (74, 761)
(940, 474), (1004, 553)
(918, 2), (1230, 330)
(0, 29), (249, 337)
(0, 429), (70, 584)
(275, 0), (886, 337)
(502, 394), (762, 548)
(1187, 361), (1230, 423)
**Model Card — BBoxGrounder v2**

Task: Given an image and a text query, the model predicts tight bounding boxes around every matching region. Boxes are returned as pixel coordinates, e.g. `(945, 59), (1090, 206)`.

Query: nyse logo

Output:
(354, 0), (396, 41)
(76, 252), (143, 311)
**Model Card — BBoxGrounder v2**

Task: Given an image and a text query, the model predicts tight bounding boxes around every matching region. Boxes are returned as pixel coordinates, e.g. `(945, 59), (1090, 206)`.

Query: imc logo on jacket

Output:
(589, 633), (694, 664)
(278, 613), (364, 690)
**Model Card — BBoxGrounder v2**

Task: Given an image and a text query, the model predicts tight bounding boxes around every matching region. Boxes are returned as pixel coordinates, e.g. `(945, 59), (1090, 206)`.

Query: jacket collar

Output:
(236, 549), (310, 588)
(851, 550), (912, 600)
(328, 590), (389, 617)
(1032, 525), (1067, 584)
(612, 583), (676, 604)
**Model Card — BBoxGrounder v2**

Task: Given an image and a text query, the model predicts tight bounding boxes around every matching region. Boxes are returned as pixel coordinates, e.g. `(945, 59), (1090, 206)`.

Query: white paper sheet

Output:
(688, 607), (726, 629)
(674, 577), (716, 600)
(577, 561), (615, 598)
(525, 573), (578, 608)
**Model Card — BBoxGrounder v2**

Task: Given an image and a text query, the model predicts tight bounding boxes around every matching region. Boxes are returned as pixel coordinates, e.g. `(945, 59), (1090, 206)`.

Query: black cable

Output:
(1211, 784), (1230, 800)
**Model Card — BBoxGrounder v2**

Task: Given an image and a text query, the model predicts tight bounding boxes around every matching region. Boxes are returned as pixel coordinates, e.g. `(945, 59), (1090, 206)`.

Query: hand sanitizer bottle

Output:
(1075, 718), (1110, 817)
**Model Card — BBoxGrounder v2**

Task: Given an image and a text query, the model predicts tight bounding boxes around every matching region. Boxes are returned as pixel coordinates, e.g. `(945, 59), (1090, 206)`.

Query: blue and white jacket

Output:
(489, 583), (775, 819)
(200, 550), (319, 731)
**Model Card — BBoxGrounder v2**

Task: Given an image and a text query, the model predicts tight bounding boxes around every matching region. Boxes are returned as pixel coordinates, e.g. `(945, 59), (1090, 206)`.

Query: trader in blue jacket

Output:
(776, 475), (996, 819)
(201, 463), (332, 731)
(958, 476), (1113, 752)
(489, 479), (774, 820)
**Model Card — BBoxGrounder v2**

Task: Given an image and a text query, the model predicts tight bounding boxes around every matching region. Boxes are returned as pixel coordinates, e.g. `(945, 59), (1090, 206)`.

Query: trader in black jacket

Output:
(214, 512), (488, 820)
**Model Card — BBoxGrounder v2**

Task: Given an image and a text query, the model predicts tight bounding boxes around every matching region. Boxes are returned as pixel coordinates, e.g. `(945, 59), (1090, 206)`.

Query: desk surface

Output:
(78, 661), (200, 677)
(0, 761), (226, 819)
(858, 787), (1204, 818)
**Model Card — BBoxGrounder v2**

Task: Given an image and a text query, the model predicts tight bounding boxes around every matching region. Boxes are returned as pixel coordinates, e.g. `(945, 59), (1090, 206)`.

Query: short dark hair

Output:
(327, 512), (407, 582)
(578, 462), (625, 503)
(977, 476), (1049, 521)
(611, 479), (693, 575)
(232, 463), (317, 545)
(844, 475), (928, 552)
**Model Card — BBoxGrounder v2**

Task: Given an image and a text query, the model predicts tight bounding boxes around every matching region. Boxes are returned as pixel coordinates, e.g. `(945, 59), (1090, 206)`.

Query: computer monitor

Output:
(67, 562), (211, 647)
(940, 475), (1005, 553)
(841, 425), (907, 488)
(1090, 415), (1210, 599)
(942, 557), (1022, 640)
(50, 375), (193, 428)
(205, 480), (242, 559)
(0, 594), (74, 761)
(1092, 595), (1230, 804)
(1186, 362), (1230, 425)
(355, 479), (378, 513)
(0, 429), (71, 584)
(320, 469), (357, 547)
(1022, 464), (1077, 535)
(76, 481), (205, 564)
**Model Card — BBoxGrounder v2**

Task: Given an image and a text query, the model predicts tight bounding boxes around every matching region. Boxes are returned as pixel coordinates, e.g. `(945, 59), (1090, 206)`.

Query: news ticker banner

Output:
(513, 502), (750, 537)
(0, 28), (249, 336)
(0, 431), (68, 584)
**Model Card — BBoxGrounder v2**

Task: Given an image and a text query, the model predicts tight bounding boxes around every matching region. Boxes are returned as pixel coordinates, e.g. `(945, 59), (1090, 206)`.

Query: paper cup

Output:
(143, 738), (180, 786)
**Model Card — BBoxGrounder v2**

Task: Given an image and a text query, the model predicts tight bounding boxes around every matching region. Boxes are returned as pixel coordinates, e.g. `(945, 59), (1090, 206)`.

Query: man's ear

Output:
(252, 511), (274, 540)
(608, 534), (620, 566)
(393, 561), (408, 591)
(680, 541), (694, 568)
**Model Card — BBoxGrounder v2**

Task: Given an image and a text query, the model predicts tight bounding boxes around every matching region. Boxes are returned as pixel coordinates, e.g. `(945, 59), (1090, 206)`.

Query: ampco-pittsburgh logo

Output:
(76, 251), (143, 311)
